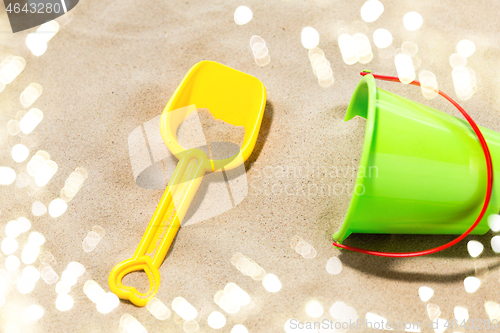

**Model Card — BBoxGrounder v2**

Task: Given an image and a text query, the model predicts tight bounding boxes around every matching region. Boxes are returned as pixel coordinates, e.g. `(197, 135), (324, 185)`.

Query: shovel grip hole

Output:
(122, 270), (151, 296)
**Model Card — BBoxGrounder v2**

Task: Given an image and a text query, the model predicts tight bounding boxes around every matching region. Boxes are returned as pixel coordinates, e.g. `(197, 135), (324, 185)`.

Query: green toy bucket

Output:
(333, 74), (500, 243)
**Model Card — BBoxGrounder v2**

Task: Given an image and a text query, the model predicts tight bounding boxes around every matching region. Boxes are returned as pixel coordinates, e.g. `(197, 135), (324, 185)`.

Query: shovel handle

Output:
(109, 149), (209, 306)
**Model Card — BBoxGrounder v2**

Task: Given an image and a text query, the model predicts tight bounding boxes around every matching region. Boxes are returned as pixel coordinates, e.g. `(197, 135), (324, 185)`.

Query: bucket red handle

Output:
(332, 71), (494, 257)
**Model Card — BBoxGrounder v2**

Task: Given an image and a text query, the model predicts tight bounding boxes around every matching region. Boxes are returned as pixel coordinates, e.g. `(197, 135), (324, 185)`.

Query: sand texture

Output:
(0, 0), (500, 332)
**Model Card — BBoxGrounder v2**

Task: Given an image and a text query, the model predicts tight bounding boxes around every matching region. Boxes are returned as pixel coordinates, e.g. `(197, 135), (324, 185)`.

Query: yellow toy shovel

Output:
(109, 61), (267, 306)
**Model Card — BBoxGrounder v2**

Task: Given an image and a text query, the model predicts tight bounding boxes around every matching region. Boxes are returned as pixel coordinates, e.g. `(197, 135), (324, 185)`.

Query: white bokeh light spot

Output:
(464, 276), (481, 293)
(11, 144), (30, 163)
(418, 286), (434, 302)
(467, 240), (484, 258)
(49, 198), (68, 217)
(56, 294), (74, 311)
(457, 39), (476, 58)
(373, 29), (393, 48)
(305, 300), (324, 318)
(207, 311), (226, 329)
(26, 304), (44, 321)
(262, 273), (282, 292)
(403, 11), (423, 31)
(360, 0), (384, 23)
(0, 167), (16, 185)
(301, 27), (320, 49)
(234, 6), (253, 25)
(487, 214), (500, 232)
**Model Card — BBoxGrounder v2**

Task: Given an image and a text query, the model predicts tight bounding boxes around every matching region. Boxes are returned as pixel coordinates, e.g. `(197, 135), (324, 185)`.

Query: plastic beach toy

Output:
(109, 61), (267, 306)
(332, 72), (499, 256)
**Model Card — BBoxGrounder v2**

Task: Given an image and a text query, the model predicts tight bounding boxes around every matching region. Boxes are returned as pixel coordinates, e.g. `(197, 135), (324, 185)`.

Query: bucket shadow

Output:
(245, 101), (274, 171)
(338, 232), (500, 283)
